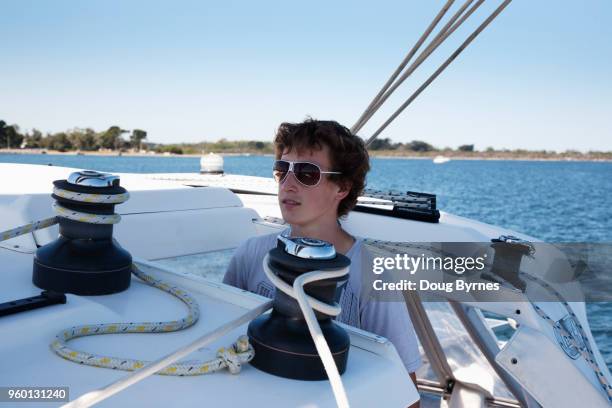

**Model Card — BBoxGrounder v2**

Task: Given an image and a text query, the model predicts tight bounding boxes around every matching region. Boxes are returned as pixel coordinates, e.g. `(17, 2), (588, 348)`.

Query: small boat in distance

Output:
(433, 155), (450, 164)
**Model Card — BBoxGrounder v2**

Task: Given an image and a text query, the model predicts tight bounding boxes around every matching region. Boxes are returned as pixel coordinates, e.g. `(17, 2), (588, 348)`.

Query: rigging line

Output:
(350, 0), (455, 134)
(354, 0), (475, 134)
(355, 0), (483, 135)
(365, 0), (512, 147)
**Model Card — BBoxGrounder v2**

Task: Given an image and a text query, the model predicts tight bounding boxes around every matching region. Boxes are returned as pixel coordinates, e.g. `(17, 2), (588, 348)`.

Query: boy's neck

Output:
(289, 222), (355, 255)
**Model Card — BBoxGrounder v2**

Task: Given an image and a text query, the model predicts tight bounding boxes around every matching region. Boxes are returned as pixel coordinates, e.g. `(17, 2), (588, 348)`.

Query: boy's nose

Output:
(280, 171), (299, 192)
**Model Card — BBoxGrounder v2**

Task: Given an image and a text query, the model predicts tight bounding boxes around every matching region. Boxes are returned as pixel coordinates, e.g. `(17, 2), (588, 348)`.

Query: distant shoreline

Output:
(1, 148), (611, 162)
(0, 149), (254, 159)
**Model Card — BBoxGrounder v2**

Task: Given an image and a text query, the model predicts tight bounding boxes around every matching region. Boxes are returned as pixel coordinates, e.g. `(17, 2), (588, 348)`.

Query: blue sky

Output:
(1, 0), (610, 151)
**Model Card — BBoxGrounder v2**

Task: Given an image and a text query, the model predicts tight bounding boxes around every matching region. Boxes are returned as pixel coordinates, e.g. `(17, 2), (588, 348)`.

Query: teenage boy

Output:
(223, 119), (422, 391)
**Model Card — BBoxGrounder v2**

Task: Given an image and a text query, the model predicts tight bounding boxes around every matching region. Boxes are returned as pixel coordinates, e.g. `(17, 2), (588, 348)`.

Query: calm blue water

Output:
(2, 153), (611, 370)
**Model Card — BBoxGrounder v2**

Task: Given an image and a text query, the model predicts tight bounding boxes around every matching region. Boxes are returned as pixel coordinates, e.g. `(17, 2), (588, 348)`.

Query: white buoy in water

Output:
(200, 153), (224, 174)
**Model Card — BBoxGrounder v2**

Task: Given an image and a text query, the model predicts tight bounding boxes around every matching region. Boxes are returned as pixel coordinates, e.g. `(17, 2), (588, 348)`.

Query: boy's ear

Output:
(336, 180), (351, 200)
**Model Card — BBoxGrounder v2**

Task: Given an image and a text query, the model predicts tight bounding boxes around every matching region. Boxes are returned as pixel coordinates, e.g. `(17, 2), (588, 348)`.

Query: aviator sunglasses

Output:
(273, 160), (342, 187)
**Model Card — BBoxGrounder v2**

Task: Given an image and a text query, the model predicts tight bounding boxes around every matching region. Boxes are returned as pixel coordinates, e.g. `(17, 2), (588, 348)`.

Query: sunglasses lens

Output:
(273, 160), (289, 183)
(294, 162), (321, 186)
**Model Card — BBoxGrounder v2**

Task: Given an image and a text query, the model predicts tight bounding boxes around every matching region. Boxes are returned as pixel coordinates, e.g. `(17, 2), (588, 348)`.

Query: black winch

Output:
(489, 235), (533, 291)
(32, 170), (132, 295)
(247, 235), (351, 380)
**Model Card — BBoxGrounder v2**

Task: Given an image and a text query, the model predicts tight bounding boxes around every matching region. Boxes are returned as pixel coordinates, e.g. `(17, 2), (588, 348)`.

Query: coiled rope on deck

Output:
(51, 264), (254, 376)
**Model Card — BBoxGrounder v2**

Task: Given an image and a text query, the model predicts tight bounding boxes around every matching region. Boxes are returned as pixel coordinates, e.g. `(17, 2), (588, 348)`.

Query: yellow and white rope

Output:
(51, 202), (122, 224)
(1, 216), (58, 242)
(0, 188), (132, 243)
(51, 264), (254, 376)
(50, 187), (130, 225)
(53, 187), (130, 204)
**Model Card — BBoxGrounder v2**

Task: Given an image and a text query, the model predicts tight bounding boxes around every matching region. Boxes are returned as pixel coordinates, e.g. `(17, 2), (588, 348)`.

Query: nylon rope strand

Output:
(0, 188), (133, 241)
(51, 264), (254, 376)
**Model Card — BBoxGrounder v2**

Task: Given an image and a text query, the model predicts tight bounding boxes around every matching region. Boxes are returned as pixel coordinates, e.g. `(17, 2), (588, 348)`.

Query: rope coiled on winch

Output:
(1, 185), (254, 376)
(1, 187), (130, 238)
(262, 253), (351, 408)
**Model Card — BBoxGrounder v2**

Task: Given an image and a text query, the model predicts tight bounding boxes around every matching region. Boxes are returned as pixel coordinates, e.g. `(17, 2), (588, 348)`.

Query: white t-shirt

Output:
(223, 231), (422, 373)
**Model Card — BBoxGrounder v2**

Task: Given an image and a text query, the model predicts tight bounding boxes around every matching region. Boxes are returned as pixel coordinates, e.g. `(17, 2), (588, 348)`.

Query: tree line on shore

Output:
(0, 120), (273, 155)
(1, 120), (610, 159)
(0, 121), (149, 152)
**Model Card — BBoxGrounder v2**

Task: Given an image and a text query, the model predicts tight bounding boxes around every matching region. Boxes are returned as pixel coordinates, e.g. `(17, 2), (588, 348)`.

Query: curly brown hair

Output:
(274, 118), (370, 218)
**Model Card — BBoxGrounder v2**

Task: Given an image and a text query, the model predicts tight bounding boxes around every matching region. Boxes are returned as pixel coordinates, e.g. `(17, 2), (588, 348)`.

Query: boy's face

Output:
(277, 145), (348, 228)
